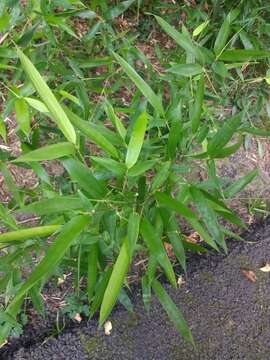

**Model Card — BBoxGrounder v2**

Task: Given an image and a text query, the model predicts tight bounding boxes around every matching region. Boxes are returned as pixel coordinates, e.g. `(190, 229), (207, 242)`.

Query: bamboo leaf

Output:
(113, 52), (164, 116)
(154, 15), (201, 61)
(219, 49), (270, 62)
(17, 48), (76, 144)
(167, 63), (203, 77)
(104, 99), (126, 141)
(214, 9), (239, 55)
(87, 244), (98, 303)
(224, 169), (258, 198)
(99, 238), (130, 326)
(207, 113), (242, 156)
(140, 218), (176, 288)
(17, 196), (84, 215)
(0, 225), (60, 243)
(152, 279), (194, 346)
(152, 161), (171, 191)
(126, 111), (148, 169)
(13, 142), (75, 163)
(127, 212), (140, 257)
(191, 75), (204, 133)
(63, 105), (119, 159)
(62, 159), (106, 199)
(15, 98), (30, 135)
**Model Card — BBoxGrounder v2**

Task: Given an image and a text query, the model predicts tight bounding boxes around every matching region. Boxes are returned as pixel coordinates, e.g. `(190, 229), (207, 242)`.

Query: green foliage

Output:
(0, 0), (269, 347)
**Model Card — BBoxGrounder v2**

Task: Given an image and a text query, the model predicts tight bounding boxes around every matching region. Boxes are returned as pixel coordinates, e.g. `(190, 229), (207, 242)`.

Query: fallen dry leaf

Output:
(104, 321), (112, 336)
(259, 263), (270, 272)
(241, 269), (257, 283)
(74, 313), (82, 322)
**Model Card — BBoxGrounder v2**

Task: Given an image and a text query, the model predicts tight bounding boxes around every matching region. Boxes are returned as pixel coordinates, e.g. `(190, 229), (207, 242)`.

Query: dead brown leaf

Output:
(259, 263), (270, 272)
(241, 269), (257, 283)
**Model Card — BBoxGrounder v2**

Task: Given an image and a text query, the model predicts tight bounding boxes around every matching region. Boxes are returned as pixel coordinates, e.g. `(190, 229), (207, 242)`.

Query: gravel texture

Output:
(3, 220), (270, 360)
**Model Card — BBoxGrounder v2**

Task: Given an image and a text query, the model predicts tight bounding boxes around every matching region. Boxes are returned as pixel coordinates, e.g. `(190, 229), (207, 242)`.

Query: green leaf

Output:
(127, 212), (140, 257)
(0, 163), (22, 206)
(140, 218), (176, 288)
(154, 15), (201, 61)
(91, 156), (126, 176)
(167, 215), (186, 272)
(15, 98), (30, 135)
(17, 48), (76, 144)
(152, 161), (171, 191)
(0, 225), (60, 243)
(152, 279), (194, 346)
(63, 106), (119, 159)
(191, 75), (204, 133)
(89, 267), (112, 319)
(24, 97), (49, 113)
(167, 63), (203, 77)
(126, 111), (148, 169)
(17, 196), (84, 215)
(207, 113), (242, 156)
(29, 286), (45, 316)
(113, 52), (164, 116)
(128, 160), (156, 177)
(193, 20), (209, 37)
(0, 116), (7, 142)
(190, 186), (227, 252)
(109, 0), (135, 19)
(224, 169), (258, 198)
(239, 126), (270, 137)
(87, 244), (98, 303)
(219, 49), (270, 62)
(214, 9), (239, 55)
(155, 192), (218, 250)
(62, 159), (106, 199)
(104, 99), (126, 141)
(99, 238), (130, 326)
(13, 143), (75, 163)
(0, 204), (17, 230)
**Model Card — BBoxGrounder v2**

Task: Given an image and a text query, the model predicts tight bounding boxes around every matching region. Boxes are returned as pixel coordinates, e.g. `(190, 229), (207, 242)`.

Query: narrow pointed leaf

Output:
(126, 111), (148, 169)
(191, 75), (204, 133)
(104, 100), (126, 140)
(17, 48), (76, 143)
(113, 52), (164, 116)
(87, 244), (98, 303)
(0, 225), (60, 243)
(64, 106), (119, 159)
(207, 113), (242, 156)
(99, 238), (130, 326)
(219, 49), (270, 62)
(214, 9), (239, 55)
(13, 142), (75, 163)
(17, 196), (83, 215)
(127, 212), (140, 257)
(152, 279), (194, 346)
(15, 98), (30, 135)
(62, 159), (106, 199)
(140, 218), (176, 288)
(224, 169), (258, 198)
